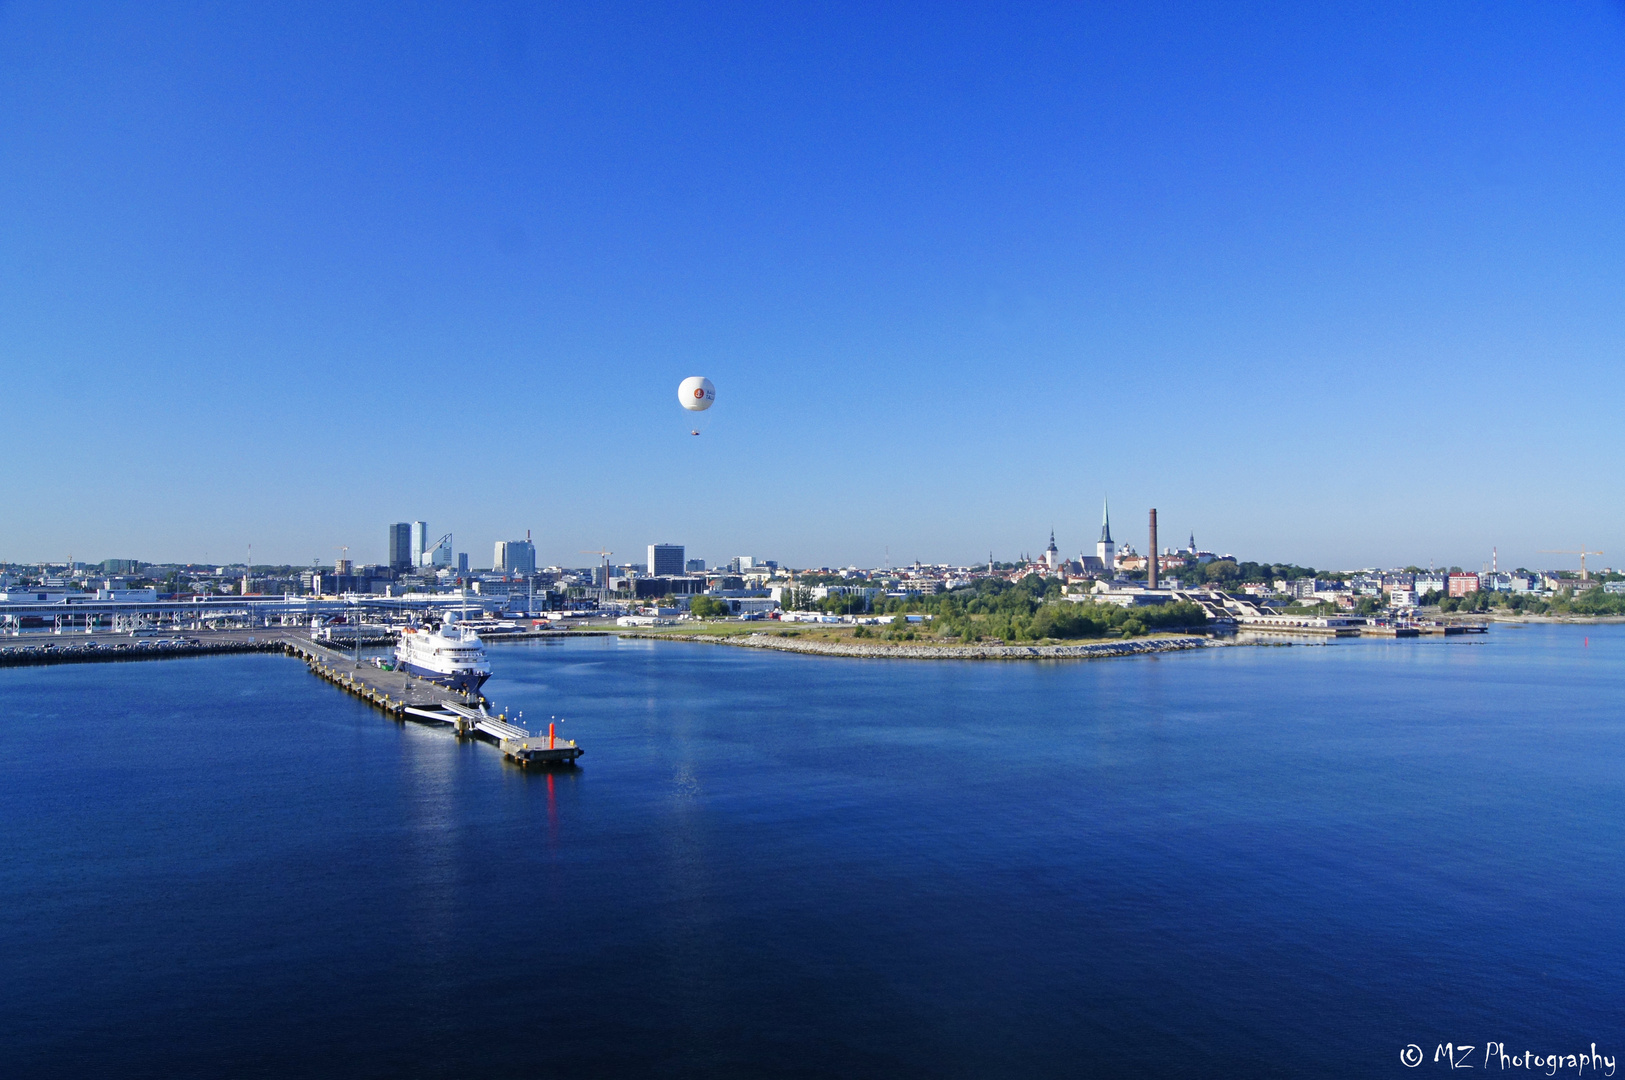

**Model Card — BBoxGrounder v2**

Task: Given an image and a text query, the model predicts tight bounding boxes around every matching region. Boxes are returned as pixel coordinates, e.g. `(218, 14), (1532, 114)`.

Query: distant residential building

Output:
(810, 585), (879, 602)
(1414, 574), (1447, 596)
(1447, 573), (1480, 597)
(494, 539), (536, 574)
(388, 522), (414, 571)
(648, 544), (685, 576)
(100, 559), (140, 575)
(1604, 581), (1625, 595)
(1390, 589), (1418, 608)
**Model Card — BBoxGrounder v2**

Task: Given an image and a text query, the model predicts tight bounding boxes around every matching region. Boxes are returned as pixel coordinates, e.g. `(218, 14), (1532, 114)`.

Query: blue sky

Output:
(3, 1), (1623, 572)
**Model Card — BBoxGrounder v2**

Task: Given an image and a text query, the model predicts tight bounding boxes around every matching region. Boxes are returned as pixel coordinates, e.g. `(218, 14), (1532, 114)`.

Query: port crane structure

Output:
(1540, 547), (1605, 581)
(580, 549), (613, 603)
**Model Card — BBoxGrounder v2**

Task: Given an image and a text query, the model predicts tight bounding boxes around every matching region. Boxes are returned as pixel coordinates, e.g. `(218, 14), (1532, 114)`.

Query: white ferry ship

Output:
(394, 612), (491, 694)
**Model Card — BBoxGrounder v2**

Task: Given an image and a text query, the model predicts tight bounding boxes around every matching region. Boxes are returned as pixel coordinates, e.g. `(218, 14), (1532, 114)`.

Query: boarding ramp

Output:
(410, 702), (583, 767)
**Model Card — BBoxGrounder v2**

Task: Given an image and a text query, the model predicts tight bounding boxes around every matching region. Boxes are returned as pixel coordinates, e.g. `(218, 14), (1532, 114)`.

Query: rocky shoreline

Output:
(0, 638), (284, 667)
(1485, 614), (1625, 624)
(623, 632), (1216, 661)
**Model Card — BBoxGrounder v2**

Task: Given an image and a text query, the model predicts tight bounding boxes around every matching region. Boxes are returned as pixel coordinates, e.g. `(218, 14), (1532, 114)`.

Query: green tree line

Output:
(880, 575), (1206, 642)
(1435, 588), (1625, 616)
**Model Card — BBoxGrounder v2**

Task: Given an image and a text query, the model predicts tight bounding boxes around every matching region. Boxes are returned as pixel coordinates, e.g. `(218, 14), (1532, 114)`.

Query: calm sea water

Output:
(2, 626), (1622, 1078)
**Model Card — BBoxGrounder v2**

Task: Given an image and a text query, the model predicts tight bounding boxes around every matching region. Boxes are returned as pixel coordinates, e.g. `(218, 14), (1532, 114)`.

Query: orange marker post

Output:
(549, 723), (556, 750)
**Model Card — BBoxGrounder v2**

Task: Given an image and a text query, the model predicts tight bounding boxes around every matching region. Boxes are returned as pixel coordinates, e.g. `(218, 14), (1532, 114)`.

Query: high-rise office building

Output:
(494, 539), (536, 574)
(649, 544), (684, 576)
(410, 522), (428, 567)
(457, 552), (469, 574)
(686, 558), (706, 573)
(388, 523), (413, 571)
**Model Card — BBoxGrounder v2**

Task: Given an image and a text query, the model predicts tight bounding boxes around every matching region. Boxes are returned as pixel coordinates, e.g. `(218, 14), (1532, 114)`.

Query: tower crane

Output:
(420, 533), (453, 568)
(580, 549), (613, 602)
(1540, 547), (1605, 581)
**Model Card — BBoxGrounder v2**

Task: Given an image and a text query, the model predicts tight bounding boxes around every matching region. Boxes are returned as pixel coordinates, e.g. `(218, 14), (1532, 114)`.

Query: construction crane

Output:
(421, 532), (453, 567)
(1540, 547), (1605, 581)
(580, 549), (613, 602)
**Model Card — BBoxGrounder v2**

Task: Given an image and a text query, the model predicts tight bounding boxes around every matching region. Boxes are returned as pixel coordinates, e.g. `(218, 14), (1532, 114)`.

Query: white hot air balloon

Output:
(678, 376), (716, 412)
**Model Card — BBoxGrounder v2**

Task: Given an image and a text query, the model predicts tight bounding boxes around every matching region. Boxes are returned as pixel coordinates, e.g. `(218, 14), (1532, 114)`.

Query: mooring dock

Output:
(284, 637), (479, 712)
(284, 637), (582, 767)
(403, 702), (584, 767)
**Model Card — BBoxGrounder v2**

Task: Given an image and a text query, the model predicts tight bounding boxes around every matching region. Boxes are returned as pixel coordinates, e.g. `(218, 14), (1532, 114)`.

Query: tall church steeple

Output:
(1096, 497), (1117, 573)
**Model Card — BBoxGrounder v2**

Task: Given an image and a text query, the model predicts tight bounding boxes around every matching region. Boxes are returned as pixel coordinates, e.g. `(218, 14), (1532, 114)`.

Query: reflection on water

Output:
(3, 629), (1625, 1078)
(401, 723), (463, 957)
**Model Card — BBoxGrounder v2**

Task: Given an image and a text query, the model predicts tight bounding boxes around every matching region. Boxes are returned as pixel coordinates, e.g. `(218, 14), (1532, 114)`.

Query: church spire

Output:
(1099, 497), (1112, 544)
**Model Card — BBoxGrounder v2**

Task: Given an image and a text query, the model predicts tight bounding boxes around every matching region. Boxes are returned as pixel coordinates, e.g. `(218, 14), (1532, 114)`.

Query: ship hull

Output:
(399, 662), (490, 695)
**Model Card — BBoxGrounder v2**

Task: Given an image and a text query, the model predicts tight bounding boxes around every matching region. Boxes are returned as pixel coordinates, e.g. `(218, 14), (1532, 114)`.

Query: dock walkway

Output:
(0, 628), (582, 768)
(283, 636), (477, 713)
(284, 637), (581, 767)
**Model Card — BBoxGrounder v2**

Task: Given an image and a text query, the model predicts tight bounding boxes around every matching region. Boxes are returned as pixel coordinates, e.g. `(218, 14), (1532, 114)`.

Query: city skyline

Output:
(1, 510), (1606, 579)
(4, 4), (1624, 568)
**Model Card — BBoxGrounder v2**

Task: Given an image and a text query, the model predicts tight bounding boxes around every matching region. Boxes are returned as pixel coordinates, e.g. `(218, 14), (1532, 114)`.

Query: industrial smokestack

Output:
(1148, 509), (1158, 590)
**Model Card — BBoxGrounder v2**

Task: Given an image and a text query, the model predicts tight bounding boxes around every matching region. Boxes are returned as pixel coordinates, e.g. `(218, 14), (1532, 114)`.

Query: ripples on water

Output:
(2, 626), (1622, 1078)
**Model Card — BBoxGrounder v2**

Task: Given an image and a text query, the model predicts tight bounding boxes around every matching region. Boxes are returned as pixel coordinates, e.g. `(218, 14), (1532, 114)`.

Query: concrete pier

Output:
(400, 701), (583, 767)
(284, 639), (584, 766)
(282, 636), (481, 715)
(0, 627), (585, 768)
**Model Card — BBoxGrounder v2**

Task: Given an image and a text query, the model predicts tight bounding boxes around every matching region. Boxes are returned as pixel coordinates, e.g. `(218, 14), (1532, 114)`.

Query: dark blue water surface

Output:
(3, 626), (1623, 1078)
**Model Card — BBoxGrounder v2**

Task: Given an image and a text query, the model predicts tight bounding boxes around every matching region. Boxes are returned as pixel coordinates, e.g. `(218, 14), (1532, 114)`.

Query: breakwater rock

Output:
(626, 632), (1214, 661)
(0, 638), (284, 667)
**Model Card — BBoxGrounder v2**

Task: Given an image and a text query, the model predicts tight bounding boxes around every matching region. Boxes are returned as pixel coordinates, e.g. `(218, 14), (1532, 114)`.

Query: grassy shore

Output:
(615, 621), (1216, 660)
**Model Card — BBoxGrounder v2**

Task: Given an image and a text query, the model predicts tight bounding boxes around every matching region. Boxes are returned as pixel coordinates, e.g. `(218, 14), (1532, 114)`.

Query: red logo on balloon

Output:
(694, 388), (705, 398)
